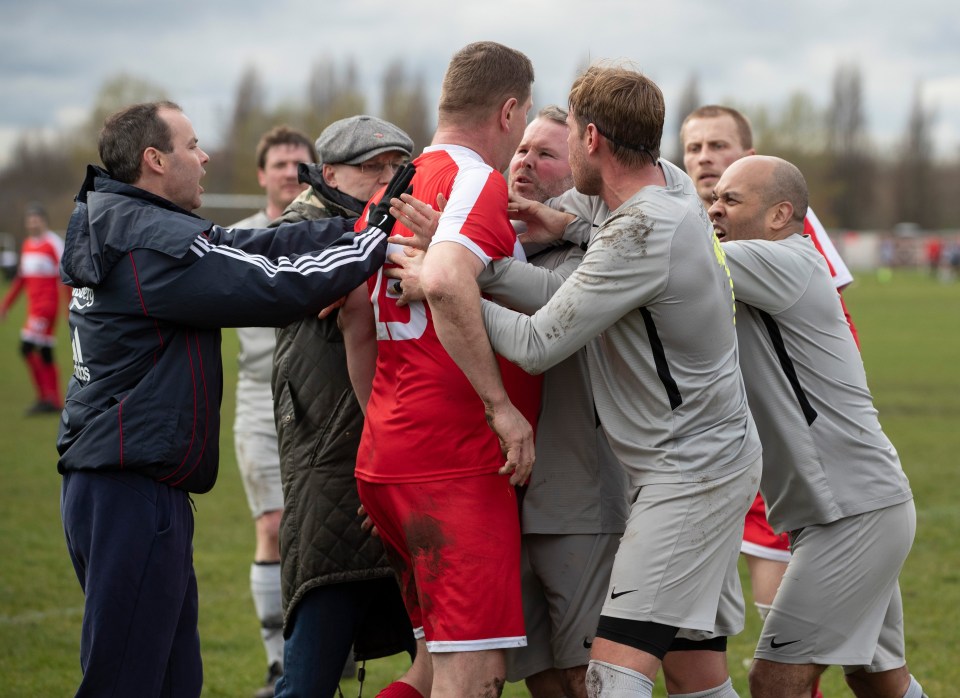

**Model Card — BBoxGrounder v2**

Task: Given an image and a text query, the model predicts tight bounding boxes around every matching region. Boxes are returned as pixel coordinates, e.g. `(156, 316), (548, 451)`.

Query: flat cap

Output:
(315, 115), (414, 165)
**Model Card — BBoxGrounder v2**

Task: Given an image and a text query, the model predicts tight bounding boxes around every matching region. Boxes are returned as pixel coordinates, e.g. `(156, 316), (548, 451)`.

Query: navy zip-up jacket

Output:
(56, 165), (387, 493)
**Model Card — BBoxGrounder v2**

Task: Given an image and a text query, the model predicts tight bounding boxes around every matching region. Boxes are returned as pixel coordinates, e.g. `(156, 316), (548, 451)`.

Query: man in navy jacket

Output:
(57, 100), (411, 698)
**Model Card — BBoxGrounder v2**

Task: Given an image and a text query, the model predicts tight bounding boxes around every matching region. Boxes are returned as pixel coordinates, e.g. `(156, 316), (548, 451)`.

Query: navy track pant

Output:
(61, 470), (202, 698)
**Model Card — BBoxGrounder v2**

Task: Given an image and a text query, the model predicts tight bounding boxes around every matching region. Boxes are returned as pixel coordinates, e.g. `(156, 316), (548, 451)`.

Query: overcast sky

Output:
(2, 0), (958, 171)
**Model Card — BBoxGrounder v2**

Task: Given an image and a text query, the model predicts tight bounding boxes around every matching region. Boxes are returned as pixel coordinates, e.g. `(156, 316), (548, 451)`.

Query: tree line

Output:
(0, 59), (956, 238)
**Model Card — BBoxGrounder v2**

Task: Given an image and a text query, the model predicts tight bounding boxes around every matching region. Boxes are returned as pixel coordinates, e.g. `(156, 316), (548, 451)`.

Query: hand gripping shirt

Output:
(356, 145), (541, 484)
(722, 234), (912, 532)
(482, 160), (761, 485)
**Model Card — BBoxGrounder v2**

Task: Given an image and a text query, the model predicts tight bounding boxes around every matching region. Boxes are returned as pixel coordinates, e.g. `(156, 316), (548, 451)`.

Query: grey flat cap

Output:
(315, 115), (414, 165)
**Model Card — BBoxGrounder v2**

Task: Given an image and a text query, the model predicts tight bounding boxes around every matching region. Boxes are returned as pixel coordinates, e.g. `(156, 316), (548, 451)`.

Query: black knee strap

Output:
(596, 614), (679, 660)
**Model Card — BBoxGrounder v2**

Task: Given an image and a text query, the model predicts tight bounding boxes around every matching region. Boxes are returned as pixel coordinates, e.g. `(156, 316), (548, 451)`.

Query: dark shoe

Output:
(25, 400), (59, 416)
(253, 661), (282, 698)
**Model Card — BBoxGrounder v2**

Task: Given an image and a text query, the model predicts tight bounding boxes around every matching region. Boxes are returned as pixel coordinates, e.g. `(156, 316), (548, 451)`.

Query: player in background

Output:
(1, 203), (67, 414)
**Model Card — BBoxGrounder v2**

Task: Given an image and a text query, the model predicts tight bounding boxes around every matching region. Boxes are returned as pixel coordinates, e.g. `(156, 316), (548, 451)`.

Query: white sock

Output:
(902, 674), (925, 698)
(250, 561), (284, 668)
(586, 660), (655, 697)
(670, 677), (739, 698)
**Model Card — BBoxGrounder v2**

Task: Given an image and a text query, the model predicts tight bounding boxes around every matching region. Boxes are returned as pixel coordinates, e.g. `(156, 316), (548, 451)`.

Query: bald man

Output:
(710, 156), (926, 698)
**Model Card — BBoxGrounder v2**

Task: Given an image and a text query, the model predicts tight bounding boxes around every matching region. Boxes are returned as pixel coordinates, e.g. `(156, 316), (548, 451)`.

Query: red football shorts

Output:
(357, 473), (526, 652)
(22, 312), (56, 346)
(741, 492), (791, 562)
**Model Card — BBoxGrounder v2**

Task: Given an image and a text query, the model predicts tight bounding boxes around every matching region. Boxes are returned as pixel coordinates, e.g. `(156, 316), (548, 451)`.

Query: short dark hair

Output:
(24, 202), (48, 223)
(98, 100), (182, 184)
(568, 64), (663, 168)
(438, 41), (534, 126)
(680, 105), (753, 150)
(255, 125), (317, 169)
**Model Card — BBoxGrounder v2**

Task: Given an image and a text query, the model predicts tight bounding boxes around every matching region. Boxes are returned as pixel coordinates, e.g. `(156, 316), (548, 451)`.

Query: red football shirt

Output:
(356, 145), (541, 483)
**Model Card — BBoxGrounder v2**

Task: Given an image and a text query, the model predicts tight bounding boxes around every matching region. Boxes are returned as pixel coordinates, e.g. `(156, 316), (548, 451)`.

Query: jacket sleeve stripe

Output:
(188, 228), (385, 278)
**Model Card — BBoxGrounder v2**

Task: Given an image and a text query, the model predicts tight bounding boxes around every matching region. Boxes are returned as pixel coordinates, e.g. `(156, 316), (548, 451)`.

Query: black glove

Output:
(366, 162), (416, 235)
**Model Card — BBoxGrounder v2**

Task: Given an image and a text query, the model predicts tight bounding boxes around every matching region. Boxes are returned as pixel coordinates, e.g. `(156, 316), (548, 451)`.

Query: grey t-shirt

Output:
(723, 234), (913, 532)
(480, 243), (629, 535)
(482, 160), (761, 485)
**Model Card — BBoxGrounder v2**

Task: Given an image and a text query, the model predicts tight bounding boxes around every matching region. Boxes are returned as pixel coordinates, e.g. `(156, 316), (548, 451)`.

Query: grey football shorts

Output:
(602, 457), (761, 638)
(755, 499), (915, 672)
(234, 430), (283, 518)
(506, 532), (621, 682)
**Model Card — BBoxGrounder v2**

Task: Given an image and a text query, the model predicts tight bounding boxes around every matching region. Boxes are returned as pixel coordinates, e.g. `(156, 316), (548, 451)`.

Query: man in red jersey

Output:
(340, 41), (536, 698)
(1, 203), (67, 414)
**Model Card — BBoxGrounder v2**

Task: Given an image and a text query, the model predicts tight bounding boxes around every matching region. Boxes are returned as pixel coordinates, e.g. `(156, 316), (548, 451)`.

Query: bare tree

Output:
(304, 56), (366, 141)
(672, 73), (701, 165)
(207, 66), (270, 195)
(895, 82), (937, 228)
(826, 63), (875, 228)
(381, 59), (432, 155)
(0, 74), (169, 236)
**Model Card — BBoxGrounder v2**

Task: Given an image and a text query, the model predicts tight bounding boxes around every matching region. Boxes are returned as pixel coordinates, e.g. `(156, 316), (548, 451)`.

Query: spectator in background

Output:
(268, 115), (424, 698)
(1, 203), (66, 415)
(230, 125), (317, 698)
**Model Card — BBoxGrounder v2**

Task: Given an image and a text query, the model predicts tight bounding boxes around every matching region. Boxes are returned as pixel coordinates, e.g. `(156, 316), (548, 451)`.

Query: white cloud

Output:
(1, 0), (958, 167)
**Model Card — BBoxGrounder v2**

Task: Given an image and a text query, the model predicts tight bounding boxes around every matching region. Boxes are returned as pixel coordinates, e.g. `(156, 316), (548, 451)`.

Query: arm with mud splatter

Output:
(481, 205), (667, 374)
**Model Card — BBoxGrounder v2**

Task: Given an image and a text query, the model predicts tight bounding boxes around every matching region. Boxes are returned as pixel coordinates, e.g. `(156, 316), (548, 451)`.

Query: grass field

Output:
(0, 270), (956, 696)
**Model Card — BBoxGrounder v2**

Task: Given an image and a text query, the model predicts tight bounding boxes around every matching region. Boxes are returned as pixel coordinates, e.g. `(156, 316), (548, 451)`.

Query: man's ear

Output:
(321, 163), (338, 189)
(584, 123), (601, 155)
(256, 168), (268, 189)
(768, 201), (795, 231)
(142, 147), (164, 176)
(500, 97), (519, 132)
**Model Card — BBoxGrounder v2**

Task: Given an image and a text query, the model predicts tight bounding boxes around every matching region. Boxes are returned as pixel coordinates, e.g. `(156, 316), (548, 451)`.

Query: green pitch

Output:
(0, 270), (955, 696)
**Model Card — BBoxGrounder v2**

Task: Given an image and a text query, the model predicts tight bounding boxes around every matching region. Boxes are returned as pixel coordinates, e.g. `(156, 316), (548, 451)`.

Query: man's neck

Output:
(265, 202), (284, 221)
(432, 125), (501, 170)
(600, 161), (666, 211)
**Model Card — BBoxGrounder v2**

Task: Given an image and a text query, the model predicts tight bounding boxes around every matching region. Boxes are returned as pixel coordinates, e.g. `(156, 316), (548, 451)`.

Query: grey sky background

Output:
(2, 0), (958, 169)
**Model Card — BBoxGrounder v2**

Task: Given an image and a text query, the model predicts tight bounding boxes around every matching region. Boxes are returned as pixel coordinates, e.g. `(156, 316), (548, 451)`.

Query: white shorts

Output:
(603, 458), (761, 637)
(755, 499), (915, 672)
(506, 533), (620, 682)
(234, 431), (283, 518)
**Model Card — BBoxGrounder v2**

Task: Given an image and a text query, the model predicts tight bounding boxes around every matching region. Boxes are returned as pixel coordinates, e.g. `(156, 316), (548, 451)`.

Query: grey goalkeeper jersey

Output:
(482, 160), (761, 485)
(479, 243), (629, 535)
(723, 234), (912, 533)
